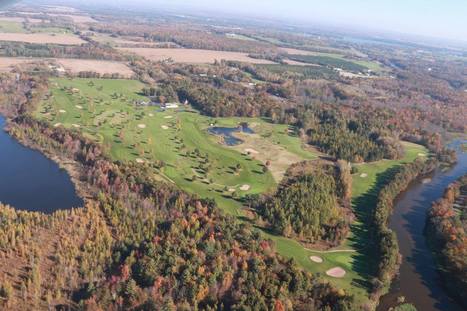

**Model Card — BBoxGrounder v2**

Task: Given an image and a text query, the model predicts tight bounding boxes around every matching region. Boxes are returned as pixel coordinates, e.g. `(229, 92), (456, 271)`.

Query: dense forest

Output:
(250, 161), (353, 246)
(83, 196), (352, 310)
(426, 174), (467, 308)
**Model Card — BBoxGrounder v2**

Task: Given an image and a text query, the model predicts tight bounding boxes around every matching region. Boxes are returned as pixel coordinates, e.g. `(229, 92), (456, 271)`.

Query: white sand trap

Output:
(53, 123), (62, 127)
(161, 125), (169, 130)
(148, 113), (154, 117)
(228, 188), (236, 192)
(75, 105), (83, 109)
(326, 267), (346, 278)
(138, 124), (146, 129)
(244, 148), (259, 154)
(239, 184), (251, 191)
(164, 116), (173, 119)
(71, 124), (80, 128)
(418, 153), (426, 157)
(360, 173), (368, 178)
(135, 158), (145, 163)
(59, 109), (66, 113)
(422, 178), (432, 184)
(310, 256), (323, 263)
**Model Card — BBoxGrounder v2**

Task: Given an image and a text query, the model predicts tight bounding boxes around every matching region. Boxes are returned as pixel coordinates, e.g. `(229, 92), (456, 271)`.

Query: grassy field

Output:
(35, 77), (426, 306)
(0, 20), (25, 33)
(278, 47), (384, 73)
(0, 20), (71, 35)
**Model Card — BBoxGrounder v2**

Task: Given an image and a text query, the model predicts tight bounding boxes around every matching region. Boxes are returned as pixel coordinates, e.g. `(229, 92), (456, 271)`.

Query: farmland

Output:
(0, 32), (85, 45)
(117, 47), (276, 64)
(55, 59), (133, 77)
(0, 57), (133, 76)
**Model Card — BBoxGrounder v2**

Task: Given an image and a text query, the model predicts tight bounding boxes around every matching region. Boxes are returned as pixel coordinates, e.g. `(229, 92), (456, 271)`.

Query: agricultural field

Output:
(0, 16), (83, 44)
(279, 47), (384, 73)
(117, 47), (276, 64)
(0, 32), (85, 44)
(0, 19), (26, 33)
(34, 78), (315, 215)
(55, 59), (134, 77)
(0, 57), (37, 72)
(0, 57), (133, 76)
(34, 77), (428, 306)
(47, 13), (98, 24)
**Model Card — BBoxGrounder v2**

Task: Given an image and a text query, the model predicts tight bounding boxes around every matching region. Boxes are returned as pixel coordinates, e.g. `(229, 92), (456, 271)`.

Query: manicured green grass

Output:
(258, 142), (427, 306)
(35, 78), (315, 216)
(35, 77), (426, 307)
(0, 20), (25, 33)
(296, 142), (427, 304)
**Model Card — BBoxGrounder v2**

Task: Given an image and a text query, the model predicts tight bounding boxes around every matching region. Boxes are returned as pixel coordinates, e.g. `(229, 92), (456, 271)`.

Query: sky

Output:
(113, 0), (467, 42)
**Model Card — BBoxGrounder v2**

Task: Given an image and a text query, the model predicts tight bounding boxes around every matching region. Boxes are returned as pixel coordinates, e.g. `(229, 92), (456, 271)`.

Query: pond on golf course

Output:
(208, 123), (254, 146)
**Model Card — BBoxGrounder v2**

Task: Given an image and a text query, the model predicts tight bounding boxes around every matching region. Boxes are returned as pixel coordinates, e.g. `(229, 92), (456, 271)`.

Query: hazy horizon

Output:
(53, 0), (467, 43)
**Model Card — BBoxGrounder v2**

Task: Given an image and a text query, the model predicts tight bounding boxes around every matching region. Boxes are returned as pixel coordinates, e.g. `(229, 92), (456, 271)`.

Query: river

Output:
(378, 140), (467, 311)
(0, 116), (83, 213)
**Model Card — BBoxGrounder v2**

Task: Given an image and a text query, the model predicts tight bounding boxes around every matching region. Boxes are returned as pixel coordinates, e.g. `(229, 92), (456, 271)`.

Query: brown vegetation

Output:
(118, 47), (276, 64)
(0, 33), (85, 45)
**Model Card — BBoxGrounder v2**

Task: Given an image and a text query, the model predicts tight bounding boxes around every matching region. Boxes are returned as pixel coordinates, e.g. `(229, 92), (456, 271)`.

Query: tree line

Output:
(426, 174), (467, 309)
(369, 158), (437, 300)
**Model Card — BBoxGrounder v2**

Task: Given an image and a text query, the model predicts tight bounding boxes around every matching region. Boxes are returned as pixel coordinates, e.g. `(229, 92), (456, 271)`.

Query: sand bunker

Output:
(164, 116), (173, 119)
(75, 105), (83, 109)
(239, 184), (251, 191)
(137, 124), (146, 129)
(148, 113), (154, 117)
(161, 125), (169, 130)
(309, 256), (323, 263)
(71, 124), (80, 128)
(59, 109), (66, 113)
(244, 148), (259, 154)
(228, 188), (236, 192)
(418, 153), (426, 157)
(326, 267), (346, 278)
(360, 173), (368, 178)
(53, 123), (62, 127)
(135, 158), (145, 163)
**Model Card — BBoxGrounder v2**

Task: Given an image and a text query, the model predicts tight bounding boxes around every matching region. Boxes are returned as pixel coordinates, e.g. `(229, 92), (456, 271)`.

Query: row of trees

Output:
(1, 42), (127, 61)
(426, 174), (467, 308)
(370, 158), (437, 298)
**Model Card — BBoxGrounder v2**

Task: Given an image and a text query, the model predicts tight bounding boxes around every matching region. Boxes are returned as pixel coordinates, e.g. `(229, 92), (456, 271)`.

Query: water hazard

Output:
(0, 116), (83, 213)
(208, 123), (254, 146)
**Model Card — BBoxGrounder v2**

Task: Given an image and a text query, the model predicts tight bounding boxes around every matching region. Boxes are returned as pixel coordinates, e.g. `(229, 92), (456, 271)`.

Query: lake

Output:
(0, 116), (83, 213)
